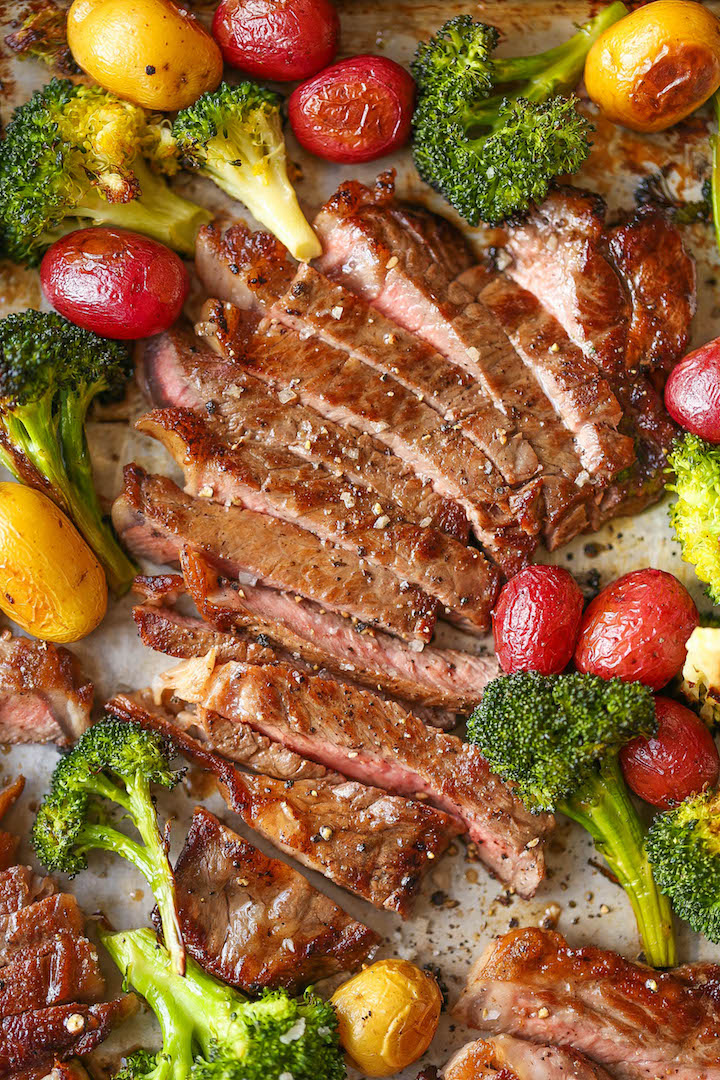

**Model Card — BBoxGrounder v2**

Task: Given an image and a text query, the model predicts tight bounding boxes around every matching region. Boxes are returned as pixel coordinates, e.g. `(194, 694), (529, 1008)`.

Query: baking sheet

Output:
(1, 1), (719, 1075)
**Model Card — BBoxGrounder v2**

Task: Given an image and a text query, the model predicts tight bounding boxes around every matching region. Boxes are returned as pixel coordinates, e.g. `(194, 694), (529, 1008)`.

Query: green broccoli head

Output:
(0, 309), (131, 406)
(173, 81), (321, 261)
(410, 2), (627, 225)
(0, 78), (210, 264)
(467, 671), (656, 812)
(103, 928), (346, 1080)
(32, 716), (181, 876)
(667, 433), (720, 605)
(647, 789), (720, 943)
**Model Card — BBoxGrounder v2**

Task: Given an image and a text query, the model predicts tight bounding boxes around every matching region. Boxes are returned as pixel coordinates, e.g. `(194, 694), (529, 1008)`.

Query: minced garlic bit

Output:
(646, 978), (658, 992)
(549, 342), (560, 353)
(537, 1007), (550, 1019)
(198, 485), (214, 498)
(278, 388), (298, 404)
(385, 256), (399, 269)
(319, 825), (333, 840)
(331, 305), (344, 319)
(526, 837), (540, 849)
(372, 502), (383, 515)
(64, 1014), (86, 1034)
(339, 491), (356, 508)
(374, 515), (390, 529)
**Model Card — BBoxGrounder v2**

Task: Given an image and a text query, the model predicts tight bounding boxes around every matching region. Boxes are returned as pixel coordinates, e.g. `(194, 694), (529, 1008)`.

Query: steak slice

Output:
(0, 777), (24, 870)
(0, 894), (85, 966)
(0, 997), (137, 1079)
(0, 866), (55, 917)
(453, 927), (720, 1080)
(155, 652), (552, 896)
(169, 807), (379, 992)
(144, 552), (500, 721)
(113, 464), (438, 643)
(108, 694), (462, 916)
(443, 1036), (613, 1080)
(197, 223), (540, 488)
(0, 936), (105, 1018)
(0, 633), (93, 747)
(139, 323), (469, 543)
(137, 406), (499, 634)
(313, 178), (632, 487)
(133, 603), (284, 667)
(210, 310), (541, 573)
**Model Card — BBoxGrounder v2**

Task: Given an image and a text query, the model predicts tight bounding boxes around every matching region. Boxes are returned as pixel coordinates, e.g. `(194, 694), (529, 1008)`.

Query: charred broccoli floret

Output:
(0, 78), (211, 264)
(173, 81), (321, 261)
(667, 433), (720, 606)
(647, 789), (720, 944)
(468, 671), (676, 967)
(33, 718), (186, 974)
(0, 310), (137, 594)
(410, 2), (628, 225)
(3, 0), (78, 74)
(104, 928), (346, 1080)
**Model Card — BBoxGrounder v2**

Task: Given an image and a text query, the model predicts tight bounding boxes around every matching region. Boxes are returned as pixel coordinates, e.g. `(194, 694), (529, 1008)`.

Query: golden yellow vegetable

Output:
(585, 0), (720, 132)
(0, 483), (107, 643)
(331, 959), (442, 1077)
(67, 0), (223, 111)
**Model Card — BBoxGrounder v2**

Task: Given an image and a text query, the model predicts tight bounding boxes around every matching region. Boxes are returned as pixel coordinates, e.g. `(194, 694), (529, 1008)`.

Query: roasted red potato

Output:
(212, 0), (340, 81)
(492, 565), (584, 675)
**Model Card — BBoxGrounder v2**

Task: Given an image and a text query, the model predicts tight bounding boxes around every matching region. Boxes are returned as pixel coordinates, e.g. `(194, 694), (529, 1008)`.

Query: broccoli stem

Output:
(560, 757), (676, 968)
(203, 129), (321, 262)
(58, 388), (138, 596)
(491, 2), (628, 91)
(1, 397), (70, 509)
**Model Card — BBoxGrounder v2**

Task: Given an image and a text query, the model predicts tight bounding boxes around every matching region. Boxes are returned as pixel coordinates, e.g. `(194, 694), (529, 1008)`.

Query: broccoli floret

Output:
(102, 927), (346, 1080)
(33, 718), (186, 974)
(680, 626), (720, 728)
(173, 82), (321, 262)
(4, 0), (78, 74)
(0, 310), (138, 594)
(647, 790), (720, 943)
(468, 672), (676, 967)
(411, 2), (628, 225)
(0, 79), (212, 265)
(667, 433), (720, 606)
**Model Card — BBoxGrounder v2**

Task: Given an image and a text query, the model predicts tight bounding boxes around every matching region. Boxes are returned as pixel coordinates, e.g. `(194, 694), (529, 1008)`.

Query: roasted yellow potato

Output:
(67, 0), (223, 111)
(331, 959), (442, 1077)
(0, 483), (107, 643)
(585, 1), (720, 133)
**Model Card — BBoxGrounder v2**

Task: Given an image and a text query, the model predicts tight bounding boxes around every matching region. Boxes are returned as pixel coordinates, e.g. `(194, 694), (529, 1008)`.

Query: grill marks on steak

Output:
(170, 807), (379, 992)
(0, 633), (93, 747)
(155, 653), (551, 897)
(107, 693), (462, 916)
(443, 1036), (614, 1080)
(137, 406), (499, 634)
(454, 928), (720, 1080)
(113, 464), (438, 643)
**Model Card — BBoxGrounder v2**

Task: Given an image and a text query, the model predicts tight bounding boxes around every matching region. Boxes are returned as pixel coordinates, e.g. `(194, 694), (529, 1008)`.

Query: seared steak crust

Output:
(444, 1035), (613, 1080)
(454, 928), (720, 1080)
(0, 634), (93, 747)
(169, 807), (379, 992)
(107, 694), (462, 916)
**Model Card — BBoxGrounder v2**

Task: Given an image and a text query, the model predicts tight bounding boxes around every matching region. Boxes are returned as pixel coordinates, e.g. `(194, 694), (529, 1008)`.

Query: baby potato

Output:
(0, 483), (107, 643)
(585, 1), (720, 132)
(67, 0), (223, 111)
(331, 958), (442, 1077)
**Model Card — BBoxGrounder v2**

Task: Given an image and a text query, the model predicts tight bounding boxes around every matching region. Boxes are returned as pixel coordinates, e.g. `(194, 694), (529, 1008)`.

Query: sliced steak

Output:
(0, 634), (93, 747)
(138, 551), (497, 718)
(0, 936), (105, 1018)
(313, 178), (631, 489)
(0, 777), (24, 870)
(0, 866), (55, 917)
(0, 894), (85, 966)
(137, 406), (499, 634)
(108, 694), (462, 917)
(169, 807), (379, 992)
(454, 927), (720, 1080)
(444, 1036), (613, 1080)
(113, 465), (438, 643)
(0, 998), (137, 1079)
(139, 323), (469, 542)
(210, 310), (541, 573)
(155, 653), (552, 896)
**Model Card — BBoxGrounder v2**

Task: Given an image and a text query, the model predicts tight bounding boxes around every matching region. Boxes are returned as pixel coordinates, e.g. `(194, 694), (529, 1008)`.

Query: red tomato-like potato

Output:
(289, 55), (415, 163)
(574, 568), (699, 691)
(492, 565), (585, 675)
(41, 227), (189, 340)
(212, 0), (339, 81)
(620, 696), (719, 809)
(665, 336), (720, 442)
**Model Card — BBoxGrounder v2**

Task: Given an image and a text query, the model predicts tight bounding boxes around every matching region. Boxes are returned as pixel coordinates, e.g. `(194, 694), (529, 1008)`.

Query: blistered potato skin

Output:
(585, 0), (720, 132)
(0, 483), (107, 643)
(67, 0), (223, 111)
(331, 958), (442, 1077)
